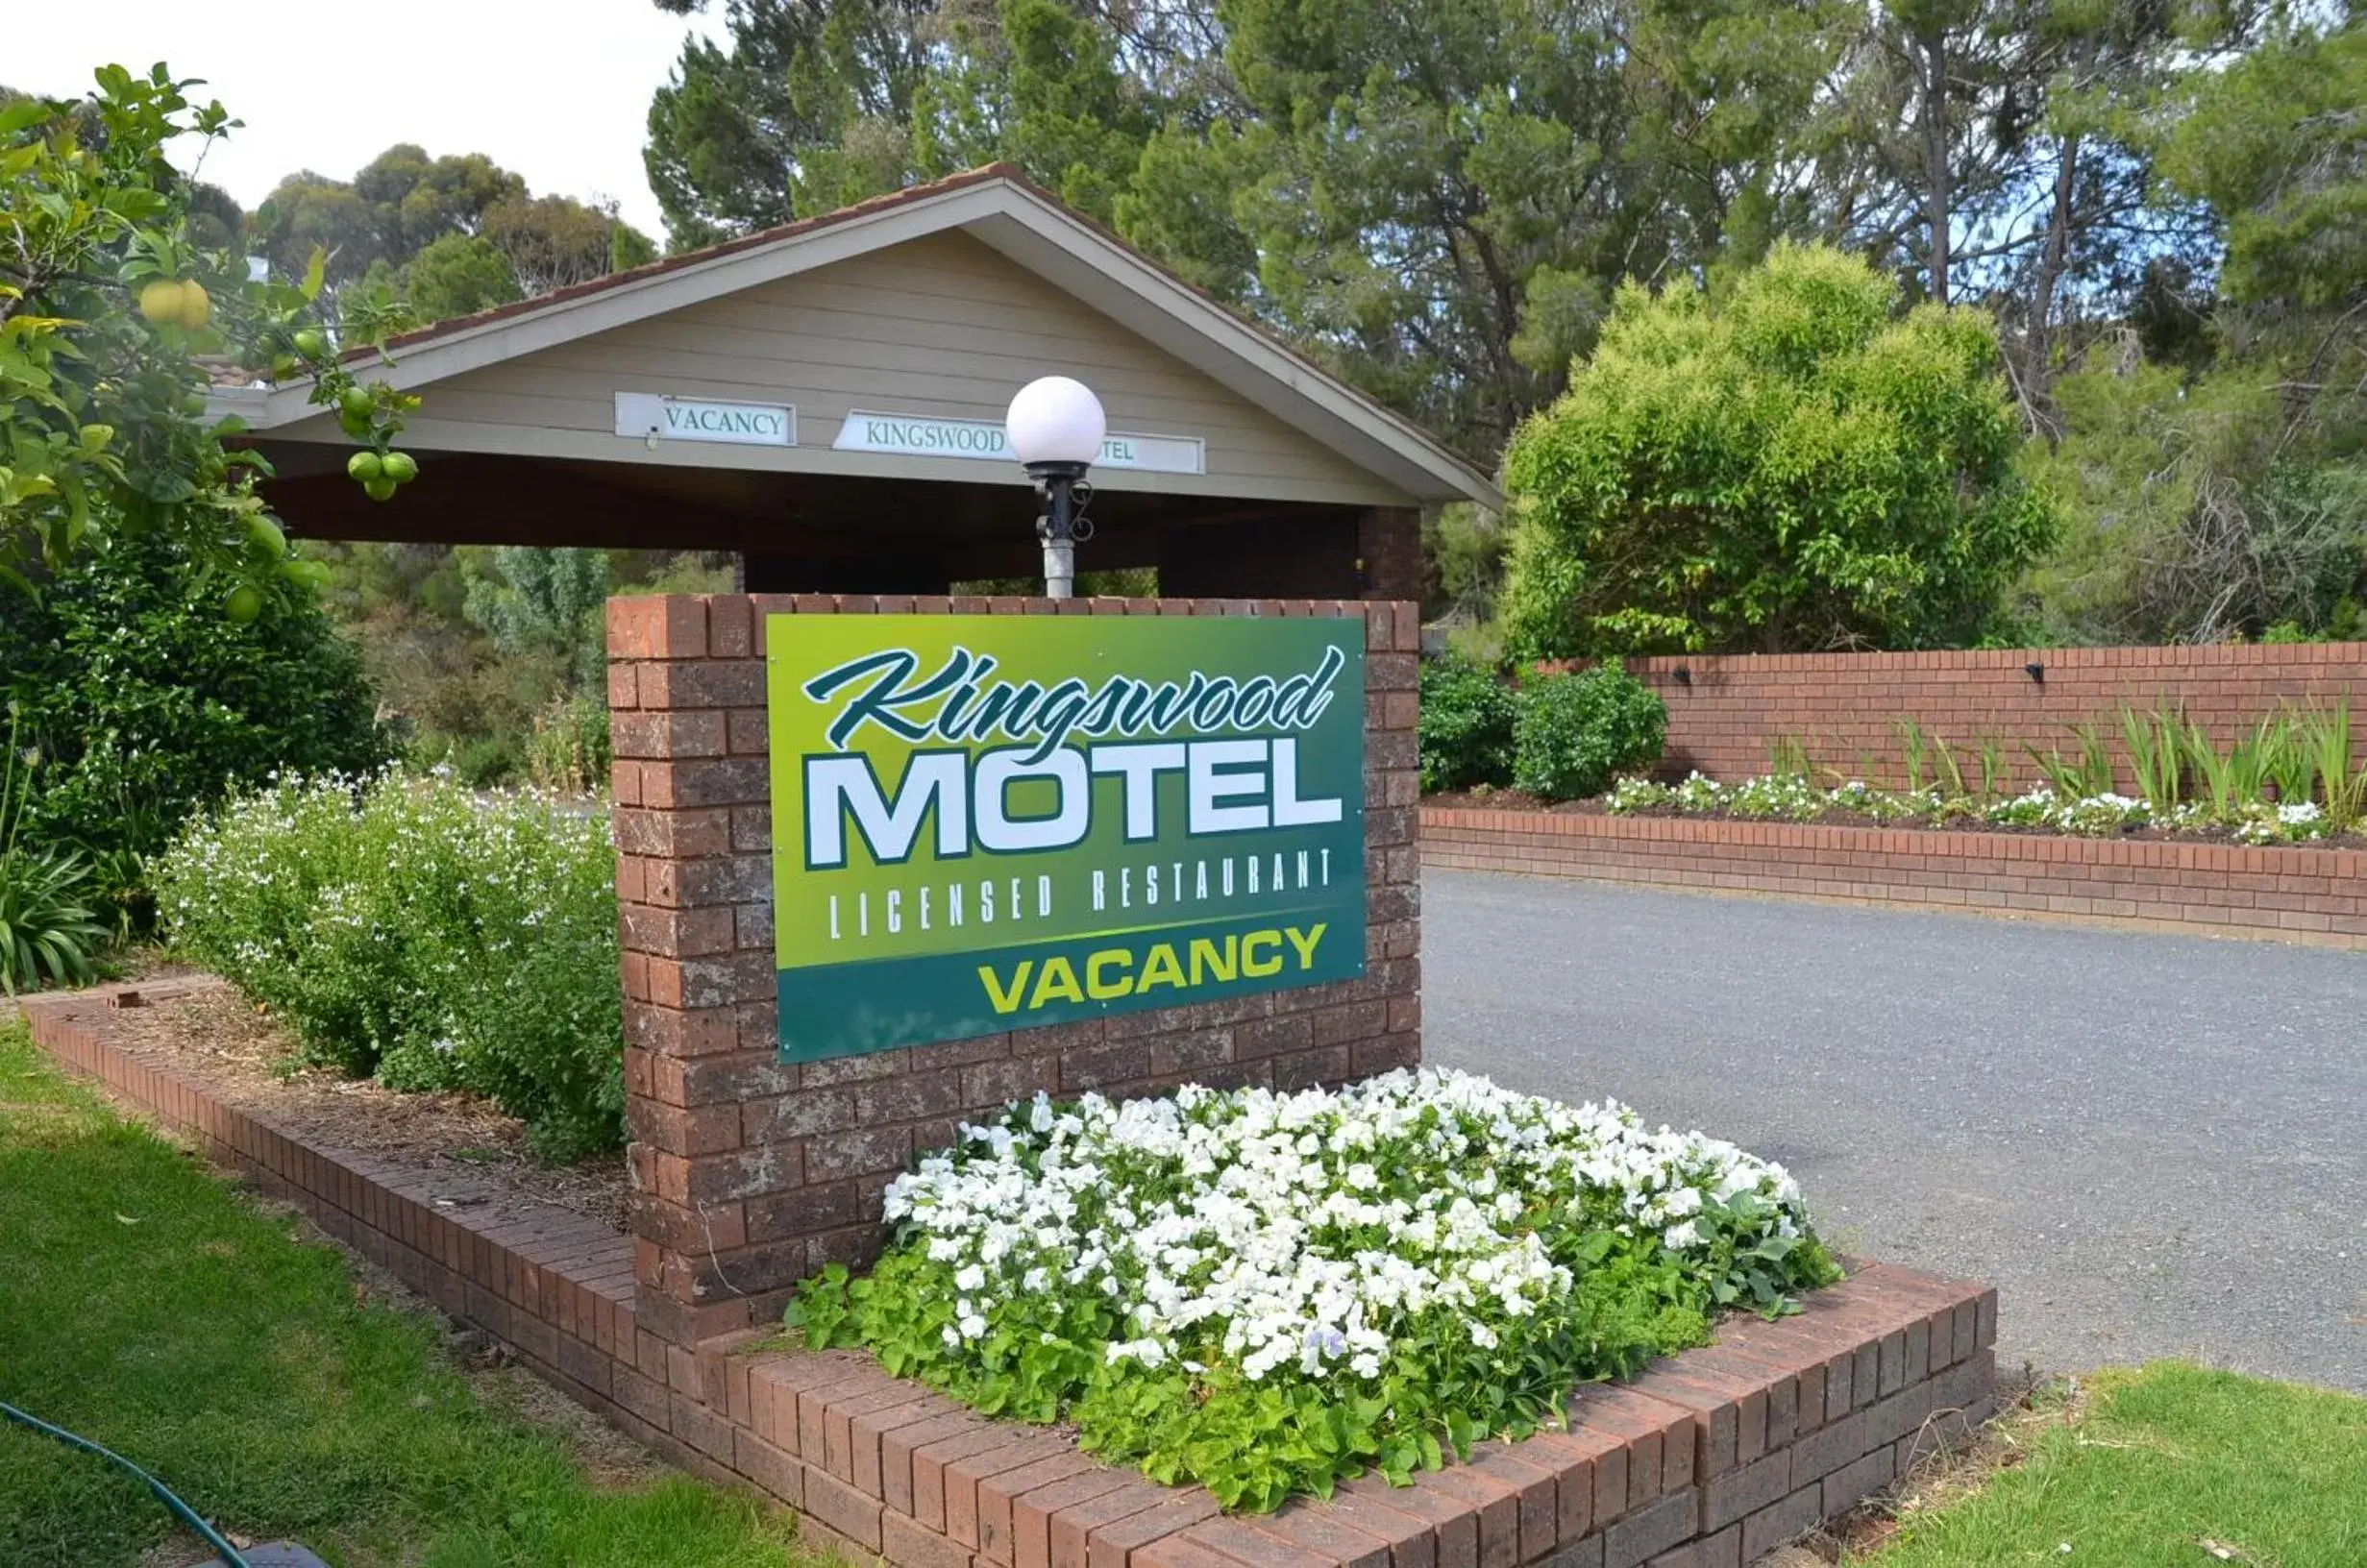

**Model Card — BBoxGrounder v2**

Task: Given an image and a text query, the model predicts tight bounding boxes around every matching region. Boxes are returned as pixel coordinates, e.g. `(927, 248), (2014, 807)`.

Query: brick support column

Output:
(607, 594), (1424, 1345)
(1357, 506), (1425, 605)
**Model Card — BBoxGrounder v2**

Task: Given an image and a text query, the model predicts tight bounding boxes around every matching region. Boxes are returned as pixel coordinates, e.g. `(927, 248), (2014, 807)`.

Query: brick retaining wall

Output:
(1622, 643), (2367, 790)
(1423, 806), (2367, 948)
(22, 983), (1998, 1568)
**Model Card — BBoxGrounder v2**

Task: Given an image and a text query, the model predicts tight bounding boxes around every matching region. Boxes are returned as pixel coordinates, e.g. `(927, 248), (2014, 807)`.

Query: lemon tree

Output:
(0, 63), (421, 605)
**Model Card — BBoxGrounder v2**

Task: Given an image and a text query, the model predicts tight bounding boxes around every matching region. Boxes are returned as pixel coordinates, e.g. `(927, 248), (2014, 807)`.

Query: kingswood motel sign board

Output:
(767, 617), (1366, 1062)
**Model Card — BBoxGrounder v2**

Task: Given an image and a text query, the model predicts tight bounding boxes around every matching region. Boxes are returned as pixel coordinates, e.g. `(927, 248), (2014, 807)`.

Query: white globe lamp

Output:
(1006, 376), (1106, 598)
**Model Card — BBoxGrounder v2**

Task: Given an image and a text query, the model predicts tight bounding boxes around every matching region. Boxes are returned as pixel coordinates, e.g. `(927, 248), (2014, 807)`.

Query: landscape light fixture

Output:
(1672, 665), (1693, 688)
(1006, 375), (1106, 599)
(2025, 661), (2045, 684)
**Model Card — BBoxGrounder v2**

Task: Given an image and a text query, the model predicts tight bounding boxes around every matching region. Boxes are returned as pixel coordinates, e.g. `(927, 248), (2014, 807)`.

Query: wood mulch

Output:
(93, 974), (628, 1235)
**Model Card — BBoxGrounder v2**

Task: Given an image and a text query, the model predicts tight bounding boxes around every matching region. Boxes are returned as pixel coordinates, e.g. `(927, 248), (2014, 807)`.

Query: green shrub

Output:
(157, 772), (623, 1160)
(1500, 243), (2056, 658)
(0, 530), (387, 863)
(1512, 662), (1666, 801)
(1418, 655), (1517, 793)
(525, 693), (613, 795)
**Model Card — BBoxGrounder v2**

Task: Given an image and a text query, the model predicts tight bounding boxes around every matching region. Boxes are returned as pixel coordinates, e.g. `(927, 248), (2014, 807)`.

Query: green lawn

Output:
(1870, 1362), (2367, 1567)
(0, 1018), (813, 1568)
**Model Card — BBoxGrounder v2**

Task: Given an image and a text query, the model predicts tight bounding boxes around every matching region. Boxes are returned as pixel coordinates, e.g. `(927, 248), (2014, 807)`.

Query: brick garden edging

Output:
(1423, 805), (2367, 949)
(24, 982), (1996, 1568)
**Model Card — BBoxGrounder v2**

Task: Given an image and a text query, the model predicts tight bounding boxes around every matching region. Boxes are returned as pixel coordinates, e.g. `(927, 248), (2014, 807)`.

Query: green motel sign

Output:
(766, 615), (1367, 1062)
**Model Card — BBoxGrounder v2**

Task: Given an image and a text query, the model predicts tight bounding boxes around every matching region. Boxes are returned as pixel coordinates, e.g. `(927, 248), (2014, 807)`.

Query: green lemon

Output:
(291, 329), (328, 359)
(380, 451), (418, 484)
(340, 385), (375, 421)
(137, 280), (185, 325)
(347, 450), (383, 482)
(248, 518), (288, 557)
(363, 477), (398, 502)
(224, 584), (263, 624)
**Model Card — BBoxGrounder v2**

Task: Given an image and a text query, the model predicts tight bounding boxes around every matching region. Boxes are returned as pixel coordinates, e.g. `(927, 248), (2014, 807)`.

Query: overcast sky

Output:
(12, 1), (732, 239)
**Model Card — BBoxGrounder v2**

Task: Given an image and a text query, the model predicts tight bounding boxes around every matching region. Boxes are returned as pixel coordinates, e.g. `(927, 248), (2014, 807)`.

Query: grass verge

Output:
(1860, 1362), (2367, 1566)
(0, 1017), (810, 1568)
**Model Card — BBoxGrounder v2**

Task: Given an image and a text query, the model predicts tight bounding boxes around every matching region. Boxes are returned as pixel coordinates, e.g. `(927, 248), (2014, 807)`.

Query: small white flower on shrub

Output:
(156, 770), (624, 1160)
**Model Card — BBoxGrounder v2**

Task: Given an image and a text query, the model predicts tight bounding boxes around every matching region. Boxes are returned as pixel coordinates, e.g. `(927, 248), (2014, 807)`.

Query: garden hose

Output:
(0, 1399), (299, 1568)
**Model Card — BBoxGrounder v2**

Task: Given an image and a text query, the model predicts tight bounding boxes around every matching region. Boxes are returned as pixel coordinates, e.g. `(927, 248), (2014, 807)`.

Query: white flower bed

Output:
(1608, 771), (2334, 844)
(892, 1069), (1807, 1378)
(795, 1068), (1837, 1508)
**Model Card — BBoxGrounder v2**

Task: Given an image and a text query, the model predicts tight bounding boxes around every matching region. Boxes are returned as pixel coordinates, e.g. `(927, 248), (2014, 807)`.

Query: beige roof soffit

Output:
(959, 190), (1500, 510)
(246, 181), (1020, 429)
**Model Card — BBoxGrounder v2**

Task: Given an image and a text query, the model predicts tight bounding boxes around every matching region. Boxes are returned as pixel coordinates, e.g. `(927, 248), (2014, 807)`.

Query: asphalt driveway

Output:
(1423, 869), (2367, 1394)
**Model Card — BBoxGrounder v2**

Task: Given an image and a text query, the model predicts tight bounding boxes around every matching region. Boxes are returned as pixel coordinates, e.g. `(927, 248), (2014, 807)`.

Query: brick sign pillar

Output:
(606, 594), (1423, 1345)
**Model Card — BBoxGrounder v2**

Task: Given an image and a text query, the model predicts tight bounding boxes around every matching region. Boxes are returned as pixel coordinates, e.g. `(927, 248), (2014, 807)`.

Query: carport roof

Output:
(220, 164), (1500, 510)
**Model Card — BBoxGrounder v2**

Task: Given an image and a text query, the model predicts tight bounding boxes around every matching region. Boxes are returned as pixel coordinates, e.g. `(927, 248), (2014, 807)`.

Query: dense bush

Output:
(157, 772), (623, 1160)
(1418, 655), (1517, 793)
(1500, 244), (2058, 658)
(1511, 662), (1666, 801)
(0, 530), (386, 863)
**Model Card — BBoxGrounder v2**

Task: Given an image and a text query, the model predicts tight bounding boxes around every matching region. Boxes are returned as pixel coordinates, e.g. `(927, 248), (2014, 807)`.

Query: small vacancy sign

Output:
(614, 392), (796, 447)
(833, 409), (1205, 475)
(766, 615), (1365, 1061)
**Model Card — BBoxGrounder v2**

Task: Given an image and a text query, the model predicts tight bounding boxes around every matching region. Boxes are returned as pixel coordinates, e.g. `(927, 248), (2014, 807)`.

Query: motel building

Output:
(209, 164), (1498, 596)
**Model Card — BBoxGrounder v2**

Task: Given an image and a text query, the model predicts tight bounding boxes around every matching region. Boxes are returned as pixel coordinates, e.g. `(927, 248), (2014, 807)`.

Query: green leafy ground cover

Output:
(0, 1018), (808, 1568)
(1871, 1364), (2367, 1567)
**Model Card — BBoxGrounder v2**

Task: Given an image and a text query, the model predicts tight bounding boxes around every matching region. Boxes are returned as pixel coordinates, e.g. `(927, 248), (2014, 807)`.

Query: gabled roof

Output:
(222, 165), (1499, 509)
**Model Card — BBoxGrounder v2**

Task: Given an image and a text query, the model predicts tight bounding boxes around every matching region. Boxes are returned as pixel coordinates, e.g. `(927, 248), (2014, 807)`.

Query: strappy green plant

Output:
(1974, 735), (2008, 799)
(1895, 718), (1932, 794)
(2264, 708), (2317, 805)
(2120, 703), (2186, 816)
(2300, 700), (2367, 831)
(2026, 723), (2116, 798)
(2182, 713), (2283, 820)
(1926, 729), (1969, 799)
(0, 710), (108, 993)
